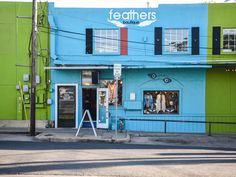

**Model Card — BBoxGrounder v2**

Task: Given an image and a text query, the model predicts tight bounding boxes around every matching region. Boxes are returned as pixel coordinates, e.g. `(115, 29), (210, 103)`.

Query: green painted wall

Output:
(0, 2), (50, 120)
(206, 4), (236, 133)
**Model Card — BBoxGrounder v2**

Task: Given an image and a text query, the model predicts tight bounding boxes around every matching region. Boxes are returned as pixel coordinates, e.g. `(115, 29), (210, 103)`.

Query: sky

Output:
(0, 0), (234, 7)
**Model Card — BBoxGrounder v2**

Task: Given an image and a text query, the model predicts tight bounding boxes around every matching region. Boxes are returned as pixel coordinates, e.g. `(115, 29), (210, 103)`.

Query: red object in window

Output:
(120, 28), (128, 55)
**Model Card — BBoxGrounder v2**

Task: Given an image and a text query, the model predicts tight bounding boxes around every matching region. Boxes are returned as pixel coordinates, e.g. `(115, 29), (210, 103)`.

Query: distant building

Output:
(0, 2), (50, 125)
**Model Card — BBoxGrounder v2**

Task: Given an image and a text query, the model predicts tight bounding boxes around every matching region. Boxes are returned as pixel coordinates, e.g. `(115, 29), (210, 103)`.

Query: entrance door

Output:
(57, 85), (76, 128)
(97, 88), (109, 129)
(82, 88), (97, 127)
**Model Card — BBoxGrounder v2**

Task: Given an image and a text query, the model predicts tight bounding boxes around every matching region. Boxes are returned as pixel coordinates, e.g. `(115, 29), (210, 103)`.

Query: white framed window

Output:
(164, 28), (189, 53)
(223, 29), (236, 53)
(94, 29), (119, 54)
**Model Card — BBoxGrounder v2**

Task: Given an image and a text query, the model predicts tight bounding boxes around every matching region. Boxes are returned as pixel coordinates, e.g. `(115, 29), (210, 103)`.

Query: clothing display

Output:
(143, 91), (179, 114)
(108, 82), (116, 104)
(155, 93), (166, 113)
(144, 94), (154, 113)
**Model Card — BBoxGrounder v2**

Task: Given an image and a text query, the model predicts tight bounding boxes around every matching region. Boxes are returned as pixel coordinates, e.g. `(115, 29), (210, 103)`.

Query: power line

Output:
(39, 27), (236, 59)
(39, 28), (236, 61)
(39, 26), (215, 50)
(48, 11), (212, 38)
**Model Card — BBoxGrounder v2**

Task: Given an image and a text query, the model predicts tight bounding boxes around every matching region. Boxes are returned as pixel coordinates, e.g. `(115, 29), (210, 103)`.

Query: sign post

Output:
(113, 64), (121, 138)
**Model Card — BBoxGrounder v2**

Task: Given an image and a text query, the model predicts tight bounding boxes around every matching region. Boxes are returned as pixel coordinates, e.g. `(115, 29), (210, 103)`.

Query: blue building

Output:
(48, 3), (209, 133)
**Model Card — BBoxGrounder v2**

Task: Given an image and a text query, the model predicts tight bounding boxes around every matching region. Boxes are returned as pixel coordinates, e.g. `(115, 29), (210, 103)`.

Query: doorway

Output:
(82, 88), (97, 127)
(56, 85), (77, 128)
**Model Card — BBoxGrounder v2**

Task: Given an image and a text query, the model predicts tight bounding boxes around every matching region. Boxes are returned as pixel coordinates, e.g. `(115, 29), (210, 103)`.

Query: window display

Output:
(143, 90), (179, 114)
(100, 80), (122, 105)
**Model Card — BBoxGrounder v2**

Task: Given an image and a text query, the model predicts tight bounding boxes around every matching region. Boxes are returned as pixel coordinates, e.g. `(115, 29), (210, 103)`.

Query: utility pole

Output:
(30, 0), (37, 136)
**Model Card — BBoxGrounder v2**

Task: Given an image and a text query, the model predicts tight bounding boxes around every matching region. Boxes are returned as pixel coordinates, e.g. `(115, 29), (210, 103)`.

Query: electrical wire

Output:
(39, 28), (236, 61)
(39, 25), (228, 51)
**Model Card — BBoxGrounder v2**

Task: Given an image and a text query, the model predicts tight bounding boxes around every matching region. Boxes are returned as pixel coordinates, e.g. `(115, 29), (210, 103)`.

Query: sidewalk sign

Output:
(75, 109), (97, 137)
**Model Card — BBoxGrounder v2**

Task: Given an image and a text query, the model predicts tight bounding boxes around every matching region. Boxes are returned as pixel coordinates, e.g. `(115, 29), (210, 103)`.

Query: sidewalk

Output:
(36, 128), (130, 143)
(0, 127), (236, 149)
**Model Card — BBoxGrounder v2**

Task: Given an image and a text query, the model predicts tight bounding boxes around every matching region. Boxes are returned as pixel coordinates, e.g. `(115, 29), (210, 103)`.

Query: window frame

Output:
(93, 28), (120, 55)
(163, 28), (190, 54)
(143, 90), (179, 115)
(222, 28), (236, 53)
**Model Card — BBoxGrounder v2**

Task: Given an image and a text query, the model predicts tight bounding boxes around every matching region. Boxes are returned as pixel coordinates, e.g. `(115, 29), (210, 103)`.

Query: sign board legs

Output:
(75, 109), (97, 137)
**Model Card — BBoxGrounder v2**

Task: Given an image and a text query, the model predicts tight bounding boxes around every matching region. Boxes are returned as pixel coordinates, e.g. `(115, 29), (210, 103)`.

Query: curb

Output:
(35, 133), (131, 143)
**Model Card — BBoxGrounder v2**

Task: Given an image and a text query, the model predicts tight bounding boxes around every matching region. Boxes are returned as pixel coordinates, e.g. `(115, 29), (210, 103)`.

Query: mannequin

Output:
(108, 81), (116, 104)
(161, 93), (166, 112)
(144, 93), (151, 113)
(155, 92), (166, 113)
(149, 94), (154, 111)
(155, 93), (161, 113)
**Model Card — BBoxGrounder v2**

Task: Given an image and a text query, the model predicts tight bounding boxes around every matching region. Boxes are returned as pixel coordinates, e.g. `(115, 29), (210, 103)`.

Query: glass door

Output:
(57, 86), (76, 128)
(97, 88), (109, 129)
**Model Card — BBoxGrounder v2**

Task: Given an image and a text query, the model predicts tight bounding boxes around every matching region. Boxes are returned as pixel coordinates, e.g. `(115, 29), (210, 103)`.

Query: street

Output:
(0, 141), (236, 177)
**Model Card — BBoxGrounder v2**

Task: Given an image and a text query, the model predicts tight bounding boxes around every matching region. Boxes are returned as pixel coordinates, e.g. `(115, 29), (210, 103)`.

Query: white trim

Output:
(55, 83), (78, 128)
(97, 88), (109, 129)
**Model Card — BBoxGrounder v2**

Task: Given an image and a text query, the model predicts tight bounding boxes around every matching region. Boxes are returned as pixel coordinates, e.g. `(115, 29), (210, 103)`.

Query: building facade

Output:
(206, 3), (236, 133)
(0, 2), (50, 123)
(48, 3), (212, 133)
(1, 2), (235, 133)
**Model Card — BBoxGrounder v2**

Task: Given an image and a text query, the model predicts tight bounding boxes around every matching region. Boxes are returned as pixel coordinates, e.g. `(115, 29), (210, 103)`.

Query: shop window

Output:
(164, 29), (189, 53)
(82, 70), (99, 86)
(223, 29), (236, 52)
(100, 80), (122, 105)
(94, 29), (119, 54)
(143, 90), (179, 114)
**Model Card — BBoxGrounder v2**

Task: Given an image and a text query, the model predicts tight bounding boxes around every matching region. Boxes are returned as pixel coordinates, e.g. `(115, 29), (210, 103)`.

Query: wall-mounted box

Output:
(23, 74), (30, 82)
(36, 75), (40, 84)
(24, 94), (30, 104)
(16, 85), (20, 90)
(130, 92), (136, 101)
(47, 99), (52, 105)
(23, 85), (29, 92)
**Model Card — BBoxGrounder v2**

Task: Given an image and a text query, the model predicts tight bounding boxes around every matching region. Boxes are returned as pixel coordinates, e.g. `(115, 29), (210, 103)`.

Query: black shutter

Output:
(92, 71), (99, 84)
(154, 27), (162, 55)
(86, 28), (93, 54)
(212, 27), (221, 55)
(192, 27), (199, 55)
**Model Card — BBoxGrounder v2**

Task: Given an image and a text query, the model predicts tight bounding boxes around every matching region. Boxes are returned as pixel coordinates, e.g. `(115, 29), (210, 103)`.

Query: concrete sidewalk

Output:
(0, 127), (236, 149)
(36, 128), (130, 143)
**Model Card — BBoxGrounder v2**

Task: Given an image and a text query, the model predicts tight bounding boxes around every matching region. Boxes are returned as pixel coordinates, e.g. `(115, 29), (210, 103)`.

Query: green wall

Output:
(206, 4), (236, 133)
(0, 2), (50, 120)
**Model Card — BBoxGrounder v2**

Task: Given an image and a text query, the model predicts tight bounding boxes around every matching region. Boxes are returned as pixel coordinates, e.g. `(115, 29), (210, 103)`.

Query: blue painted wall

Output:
(48, 3), (208, 132)
(123, 69), (206, 133)
(50, 70), (82, 126)
(48, 4), (208, 65)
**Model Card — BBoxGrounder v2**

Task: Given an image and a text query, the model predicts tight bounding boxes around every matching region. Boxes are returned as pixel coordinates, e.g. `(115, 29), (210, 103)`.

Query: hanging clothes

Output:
(155, 94), (161, 113)
(161, 94), (166, 112)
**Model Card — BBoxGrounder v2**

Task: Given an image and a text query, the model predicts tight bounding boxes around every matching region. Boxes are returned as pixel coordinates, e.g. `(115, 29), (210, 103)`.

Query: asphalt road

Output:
(0, 141), (236, 177)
